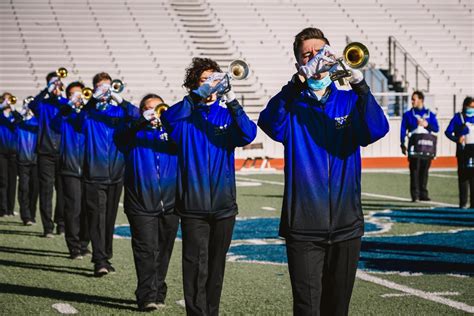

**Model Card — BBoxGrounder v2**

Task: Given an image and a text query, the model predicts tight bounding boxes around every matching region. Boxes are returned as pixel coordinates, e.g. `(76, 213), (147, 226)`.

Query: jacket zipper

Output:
(322, 102), (332, 243)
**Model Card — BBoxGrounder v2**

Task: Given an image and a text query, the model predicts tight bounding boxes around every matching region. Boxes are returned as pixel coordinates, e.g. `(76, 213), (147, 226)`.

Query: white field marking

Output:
(176, 300), (186, 308)
(237, 176), (457, 207)
(381, 291), (460, 298)
(364, 227), (474, 238)
(119, 202), (124, 207)
(52, 303), (78, 314)
(364, 210), (393, 235)
(261, 206), (277, 211)
(236, 181), (262, 187)
(357, 270), (474, 313)
(231, 239), (284, 246)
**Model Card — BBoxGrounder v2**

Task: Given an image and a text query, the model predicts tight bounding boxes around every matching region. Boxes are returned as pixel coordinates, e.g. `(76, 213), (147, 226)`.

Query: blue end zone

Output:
(373, 207), (474, 227)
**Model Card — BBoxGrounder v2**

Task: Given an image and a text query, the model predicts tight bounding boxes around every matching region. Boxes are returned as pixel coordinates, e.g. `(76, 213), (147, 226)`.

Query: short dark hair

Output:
(462, 96), (473, 113)
(92, 72), (112, 88)
(183, 57), (222, 92)
(66, 81), (85, 98)
(293, 27), (330, 59)
(412, 91), (425, 101)
(46, 71), (58, 83)
(139, 93), (163, 111)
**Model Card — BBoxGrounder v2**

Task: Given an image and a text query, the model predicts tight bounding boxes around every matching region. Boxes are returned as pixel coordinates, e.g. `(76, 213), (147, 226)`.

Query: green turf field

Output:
(0, 170), (473, 315)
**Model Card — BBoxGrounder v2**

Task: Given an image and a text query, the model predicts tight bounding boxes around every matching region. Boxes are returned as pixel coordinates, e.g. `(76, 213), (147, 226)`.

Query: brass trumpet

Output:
(23, 96), (35, 106)
(82, 87), (93, 100)
(343, 42), (369, 69)
(0, 94), (16, 106)
(228, 59), (249, 80)
(9, 95), (17, 105)
(111, 79), (125, 93)
(154, 103), (169, 128)
(56, 67), (68, 79)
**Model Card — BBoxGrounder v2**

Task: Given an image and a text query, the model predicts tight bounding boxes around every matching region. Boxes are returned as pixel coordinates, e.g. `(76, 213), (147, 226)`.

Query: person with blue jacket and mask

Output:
(117, 93), (179, 312)
(258, 27), (389, 316)
(0, 92), (21, 217)
(16, 99), (39, 225)
(162, 57), (257, 316)
(81, 72), (138, 277)
(445, 96), (474, 208)
(53, 81), (91, 260)
(400, 91), (439, 202)
(29, 72), (67, 237)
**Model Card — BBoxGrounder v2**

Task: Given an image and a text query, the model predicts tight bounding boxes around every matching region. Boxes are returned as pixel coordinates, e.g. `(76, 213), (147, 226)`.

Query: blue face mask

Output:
(307, 75), (332, 91)
(466, 108), (474, 117)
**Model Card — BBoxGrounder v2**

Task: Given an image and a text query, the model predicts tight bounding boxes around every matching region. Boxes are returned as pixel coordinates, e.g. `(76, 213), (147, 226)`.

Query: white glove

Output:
(349, 68), (363, 84)
(299, 45), (337, 79)
(214, 74), (231, 96)
(143, 109), (156, 121)
(0, 98), (8, 110)
(47, 77), (60, 93)
(111, 91), (123, 105)
(224, 89), (236, 102)
(93, 83), (111, 100)
(193, 72), (227, 98)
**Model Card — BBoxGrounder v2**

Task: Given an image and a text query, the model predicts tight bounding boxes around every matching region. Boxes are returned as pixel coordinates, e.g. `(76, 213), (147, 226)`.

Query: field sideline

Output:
(0, 170), (473, 315)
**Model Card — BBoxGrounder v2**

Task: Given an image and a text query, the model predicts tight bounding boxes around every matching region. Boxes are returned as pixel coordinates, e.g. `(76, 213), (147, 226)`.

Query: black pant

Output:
(409, 157), (432, 200)
(62, 176), (89, 256)
(457, 156), (474, 208)
(17, 163), (39, 223)
(127, 213), (179, 308)
(181, 215), (235, 316)
(84, 181), (122, 268)
(0, 154), (17, 216)
(38, 154), (64, 233)
(286, 237), (361, 316)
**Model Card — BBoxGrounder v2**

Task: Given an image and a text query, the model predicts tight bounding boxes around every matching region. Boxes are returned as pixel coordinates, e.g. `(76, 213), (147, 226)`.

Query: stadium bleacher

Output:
(0, 0), (472, 117)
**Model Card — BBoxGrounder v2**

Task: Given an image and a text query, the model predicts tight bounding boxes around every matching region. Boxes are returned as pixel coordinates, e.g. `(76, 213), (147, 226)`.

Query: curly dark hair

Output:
(183, 57), (222, 92)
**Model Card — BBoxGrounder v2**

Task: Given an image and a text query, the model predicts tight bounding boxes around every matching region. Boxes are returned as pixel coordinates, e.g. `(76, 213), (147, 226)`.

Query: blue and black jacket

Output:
(117, 117), (178, 216)
(29, 89), (68, 156)
(17, 115), (38, 164)
(258, 79), (389, 242)
(80, 99), (139, 184)
(0, 111), (21, 155)
(400, 107), (439, 146)
(162, 95), (257, 219)
(445, 112), (473, 157)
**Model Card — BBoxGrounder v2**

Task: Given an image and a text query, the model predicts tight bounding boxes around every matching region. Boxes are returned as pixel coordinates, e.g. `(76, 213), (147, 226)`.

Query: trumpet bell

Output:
(82, 87), (93, 100)
(56, 67), (68, 79)
(10, 95), (17, 105)
(343, 42), (369, 69)
(154, 103), (169, 118)
(111, 79), (125, 93)
(228, 59), (249, 80)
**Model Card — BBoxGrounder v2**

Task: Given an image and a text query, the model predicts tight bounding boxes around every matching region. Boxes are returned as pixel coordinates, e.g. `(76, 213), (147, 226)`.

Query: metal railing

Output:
(388, 36), (430, 92)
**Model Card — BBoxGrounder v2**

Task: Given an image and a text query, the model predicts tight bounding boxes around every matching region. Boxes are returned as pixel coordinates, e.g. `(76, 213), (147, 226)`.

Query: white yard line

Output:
(357, 271), (474, 313)
(236, 176), (457, 207)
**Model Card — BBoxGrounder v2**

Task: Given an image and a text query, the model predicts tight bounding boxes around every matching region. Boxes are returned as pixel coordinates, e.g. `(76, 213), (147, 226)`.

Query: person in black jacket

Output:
(0, 92), (21, 217)
(29, 73), (67, 237)
(117, 94), (179, 311)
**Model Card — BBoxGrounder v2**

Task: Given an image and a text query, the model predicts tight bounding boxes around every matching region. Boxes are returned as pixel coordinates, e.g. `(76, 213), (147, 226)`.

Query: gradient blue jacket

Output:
(29, 89), (67, 156)
(162, 95), (257, 219)
(81, 100), (138, 184)
(258, 80), (389, 242)
(445, 112), (473, 157)
(17, 116), (38, 164)
(0, 111), (20, 155)
(56, 111), (85, 177)
(400, 107), (439, 145)
(117, 117), (178, 216)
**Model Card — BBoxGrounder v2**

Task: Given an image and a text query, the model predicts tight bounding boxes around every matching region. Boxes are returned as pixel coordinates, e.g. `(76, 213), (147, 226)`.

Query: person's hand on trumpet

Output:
(47, 77), (63, 96)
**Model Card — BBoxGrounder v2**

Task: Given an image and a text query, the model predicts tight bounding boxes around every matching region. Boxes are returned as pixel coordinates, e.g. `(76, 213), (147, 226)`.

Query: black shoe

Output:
(81, 249), (92, 257)
(140, 302), (159, 312)
(94, 266), (109, 277)
(411, 198), (418, 202)
(420, 197), (431, 201)
(106, 265), (116, 274)
(56, 227), (65, 236)
(70, 253), (84, 260)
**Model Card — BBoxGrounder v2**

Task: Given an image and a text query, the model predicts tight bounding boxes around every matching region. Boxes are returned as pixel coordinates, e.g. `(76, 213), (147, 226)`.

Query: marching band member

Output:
(445, 96), (474, 208)
(16, 98), (39, 225)
(258, 27), (389, 315)
(54, 81), (90, 259)
(162, 57), (257, 316)
(82, 72), (138, 277)
(0, 93), (21, 217)
(117, 93), (179, 311)
(29, 72), (67, 237)
(400, 91), (439, 202)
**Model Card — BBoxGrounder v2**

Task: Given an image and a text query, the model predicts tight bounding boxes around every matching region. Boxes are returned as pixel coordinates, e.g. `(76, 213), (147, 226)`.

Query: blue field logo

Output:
(114, 208), (474, 275)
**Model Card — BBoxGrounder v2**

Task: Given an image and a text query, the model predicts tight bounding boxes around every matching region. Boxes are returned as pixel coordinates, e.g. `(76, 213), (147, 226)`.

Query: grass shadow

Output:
(0, 246), (69, 258)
